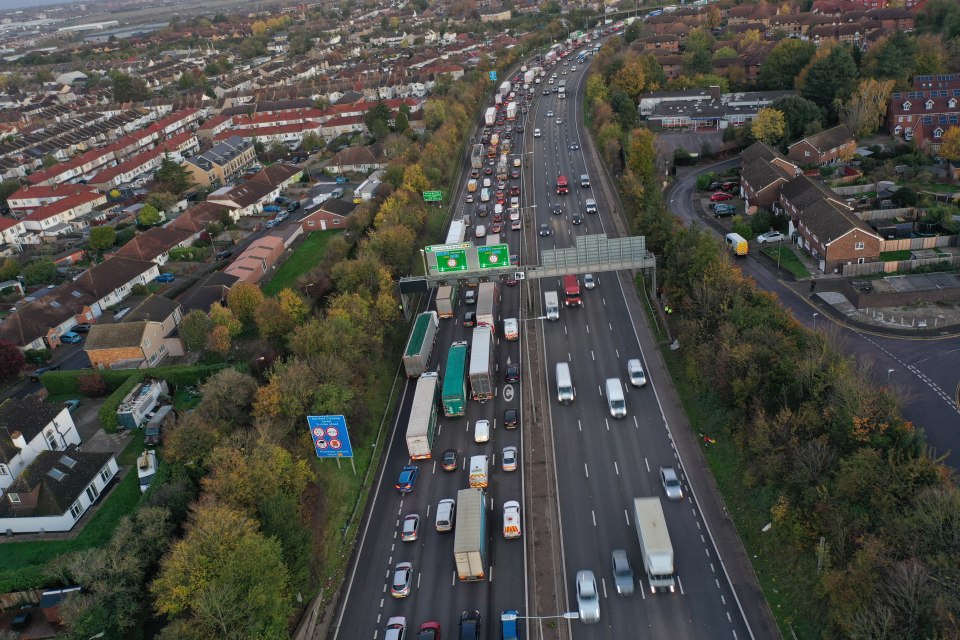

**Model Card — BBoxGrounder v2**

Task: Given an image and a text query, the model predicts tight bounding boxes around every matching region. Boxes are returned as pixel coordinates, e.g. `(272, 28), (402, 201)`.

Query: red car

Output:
(510, 185), (520, 196)
(496, 193), (506, 205)
(491, 222), (503, 233)
(492, 212), (503, 223)
(484, 167), (493, 175)
(710, 191), (734, 202)
(417, 621), (441, 640)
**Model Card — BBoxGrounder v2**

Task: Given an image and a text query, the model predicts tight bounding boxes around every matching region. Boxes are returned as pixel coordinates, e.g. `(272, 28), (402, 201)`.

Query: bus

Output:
(441, 342), (469, 417)
(577, 51), (586, 64)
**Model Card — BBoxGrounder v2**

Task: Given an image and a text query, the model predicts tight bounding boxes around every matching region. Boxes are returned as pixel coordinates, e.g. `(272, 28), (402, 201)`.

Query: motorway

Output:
(331, 44), (760, 640)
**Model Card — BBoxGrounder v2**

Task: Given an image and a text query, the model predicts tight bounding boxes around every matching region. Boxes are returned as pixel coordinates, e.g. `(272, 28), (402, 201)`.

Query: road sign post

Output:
(422, 190), (442, 202)
(308, 415), (356, 474)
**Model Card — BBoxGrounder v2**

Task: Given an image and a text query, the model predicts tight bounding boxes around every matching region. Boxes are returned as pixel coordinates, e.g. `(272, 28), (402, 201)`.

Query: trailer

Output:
(436, 284), (456, 318)
(471, 143), (484, 169)
(441, 341), (469, 417)
(405, 372), (440, 459)
(634, 497), (676, 593)
(453, 488), (488, 581)
(506, 101), (517, 120)
(469, 325), (494, 401)
(475, 282), (497, 330)
(445, 220), (466, 245)
(484, 107), (496, 126)
(402, 311), (439, 378)
(524, 69), (536, 85)
(498, 81), (512, 97)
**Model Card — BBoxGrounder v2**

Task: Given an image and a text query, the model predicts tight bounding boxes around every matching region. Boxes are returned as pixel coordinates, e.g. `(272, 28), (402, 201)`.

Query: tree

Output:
(301, 131), (322, 152)
(277, 288), (309, 325)
(255, 297), (293, 341)
(179, 310), (212, 352)
(771, 95), (824, 142)
(584, 73), (609, 106)
(939, 127), (960, 176)
(842, 79), (896, 137)
(164, 411), (221, 467)
(202, 442), (314, 515)
(364, 99), (392, 141)
(196, 368), (259, 427)
(394, 109), (409, 133)
(364, 224), (417, 274)
(401, 163), (429, 193)
(150, 503), (291, 639)
(209, 302), (242, 337)
(797, 45), (859, 121)
(137, 204), (161, 226)
(623, 21), (643, 43)
(862, 32), (917, 86)
(760, 39), (816, 90)
(610, 58), (647, 102)
(752, 108), (787, 145)
(154, 155), (193, 196)
(42, 154), (58, 168)
(0, 180), (20, 207)
(0, 257), (19, 281)
(226, 282), (264, 324)
(206, 324), (231, 355)
(423, 100), (447, 131)
(146, 190), (177, 212)
(683, 47), (713, 76)
(0, 340), (24, 382)
(289, 33), (313, 56)
(22, 260), (57, 286)
(110, 72), (149, 102)
(88, 226), (116, 252)
(713, 46), (738, 60)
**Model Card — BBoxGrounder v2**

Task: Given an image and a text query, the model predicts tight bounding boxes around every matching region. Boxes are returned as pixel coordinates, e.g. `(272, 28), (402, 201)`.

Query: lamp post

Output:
(500, 611), (580, 640)
(813, 312), (819, 331)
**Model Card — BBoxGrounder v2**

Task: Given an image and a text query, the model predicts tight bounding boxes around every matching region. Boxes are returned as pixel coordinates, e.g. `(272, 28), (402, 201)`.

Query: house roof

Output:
(321, 198), (357, 217)
(0, 288), (91, 347)
(169, 201), (231, 232)
(73, 256), (156, 300)
(116, 226), (194, 261)
(781, 174), (843, 211)
(209, 179), (275, 208)
(176, 271), (238, 313)
(326, 144), (385, 168)
(789, 125), (855, 153)
(0, 398), (67, 463)
(84, 320), (151, 350)
(740, 142), (795, 193)
(122, 294), (181, 324)
(801, 198), (881, 245)
(0, 450), (114, 519)
(22, 189), (104, 222)
(247, 162), (301, 189)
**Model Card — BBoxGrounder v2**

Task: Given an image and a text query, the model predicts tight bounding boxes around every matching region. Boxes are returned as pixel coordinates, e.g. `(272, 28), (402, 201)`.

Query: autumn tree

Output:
(206, 324), (231, 355)
(202, 441), (314, 515)
(610, 57), (647, 102)
(88, 225), (116, 252)
(146, 190), (177, 212)
(423, 99), (447, 131)
(0, 340), (24, 382)
(752, 108), (787, 145)
(862, 32), (917, 87)
(179, 309), (212, 352)
(137, 204), (161, 226)
(164, 411), (221, 467)
(22, 260), (57, 286)
(208, 302), (241, 337)
(401, 163), (429, 193)
(301, 131), (322, 152)
(78, 372), (108, 396)
(226, 282), (264, 324)
(940, 128), (960, 181)
(196, 368), (259, 427)
(277, 288), (309, 325)
(842, 79), (896, 137)
(0, 257), (18, 281)
(760, 38), (816, 90)
(584, 73), (609, 106)
(771, 95), (824, 142)
(797, 45), (859, 121)
(255, 297), (293, 341)
(364, 224), (417, 274)
(151, 503), (291, 640)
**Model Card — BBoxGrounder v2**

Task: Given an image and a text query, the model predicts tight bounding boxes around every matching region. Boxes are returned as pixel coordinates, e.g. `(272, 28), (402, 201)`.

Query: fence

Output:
(841, 254), (960, 276)
(856, 207), (914, 221)
(831, 184), (879, 196)
(881, 235), (956, 252)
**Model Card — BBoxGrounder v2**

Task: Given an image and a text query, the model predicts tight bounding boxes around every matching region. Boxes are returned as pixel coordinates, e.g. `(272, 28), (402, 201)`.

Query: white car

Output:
(627, 358), (647, 387)
(510, 197), (519, 209)
(385, 617), (406, 640)
(503, 500), (521, 538)
(534, 128), (541, 138)
(546, 110), (554, 117)
(576, 570), (600, 624)
(502, 446), (518, 471)
(757, 230), (786, 244)
(474, 419), (490, 443)
(555, 118), (562, 125)
(583, 273), (595, 289)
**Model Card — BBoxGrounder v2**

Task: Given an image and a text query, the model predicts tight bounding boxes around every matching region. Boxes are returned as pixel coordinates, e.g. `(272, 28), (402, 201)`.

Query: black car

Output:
(572, 212), (583, 225)
(551, 204), (562, 215)
(441, 449), (459, 471)
(287, 201), (300, 212)
(505, 363), (520, 383)
(476, 205), (489, 217)
(503, 408), (519, 429)
(463, 311), (476, 327)
(72, 323), (92, 333)
(459, 611), (481, 640)
(30, 364), (61, 381)
(215, 249), (233, 260)
(510, 168), (521, 179)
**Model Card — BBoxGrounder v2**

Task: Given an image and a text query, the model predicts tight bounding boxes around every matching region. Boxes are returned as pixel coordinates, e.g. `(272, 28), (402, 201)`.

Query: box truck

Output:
(471, 143), (484, 169)
(475, 282), (497, 330)
(469, 325), (494, 401)
(634, 497), (676, 593)
(484, 107), (497, 126)
(436, 285), (456, 318)
(544, 291), (560, 321)
(441, 341), (469, 417)
(499, 81), (512, 97)
(454, 488), (487, 581)
(405, 372), (440, 459)
(506, 101), (517, 120)
(402, 311), (438, 378)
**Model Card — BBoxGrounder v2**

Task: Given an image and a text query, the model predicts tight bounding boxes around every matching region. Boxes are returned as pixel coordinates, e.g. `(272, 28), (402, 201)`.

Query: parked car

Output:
(757, 230), (786, 244)
(709, 191), (734, 202)
(335, 175), (348, 184)
(72, 323), (91, 333)
(30, 364), (60, 381)
(60, 332), (82, 344)
(263, 204), (282, 213)
(215, 249), (233, 260)
(154, 272), (175, 283)
(712, 203), (736, 218)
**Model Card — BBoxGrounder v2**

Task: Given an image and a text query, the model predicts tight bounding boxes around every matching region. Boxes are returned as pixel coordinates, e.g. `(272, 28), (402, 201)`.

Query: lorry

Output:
(445, 219), (466, 245)
(558, 79), (566, 95)
(435, 284), (457, 318)
(495, 93), (503, 106)
(634, 497), (676, 593)
(506, 101), (517, 120)
(578, 51), (587, 63)
(441, 341), (469, 417)
(563, 274), (582, 307)
(475, 282), (497, 330)
(471, 143), (484, 169)
(405, 372), (440, 459)
(402, 311), (439, 378)
(469, 325), (495, 401)
(454, 488), (487, 581)
(544, 291), (560, 321)
(499, 81), (512, 97)
(485, 107), (497, 126)
(524, 69), (536, 85)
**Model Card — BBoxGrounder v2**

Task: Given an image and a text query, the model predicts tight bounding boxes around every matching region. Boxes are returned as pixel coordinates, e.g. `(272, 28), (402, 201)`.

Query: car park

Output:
(576, 570), (601, 623)
(627, 359), (647, 387)
(459, 611), (481, 640)
(60, 331), (82, 344)
(505, 363), (520, 383)
(583, 273), (595, 289)
(385, 617), (407, 640)
(391, 562), (413, 598)
(395, 466), (419, 493)
(710, 191), (734, 202)
(401, 514), (421, 541)
(155, 272), (175, 283)
(503, 408), (519, 429)
(417, 622), (440, 640)
(442, 448), (459, 471)
(539, 223), (551, 236)
(757, 230), (786, 244)
(660, 466), (683, 500)
(502, 446), (518, 472)
(474, 419), (490, 443)
(611, 549), (635, 595)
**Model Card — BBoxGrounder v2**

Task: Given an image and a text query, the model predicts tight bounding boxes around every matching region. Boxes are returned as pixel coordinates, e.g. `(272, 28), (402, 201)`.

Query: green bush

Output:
(696, 173), (715, 191)
(42, 368), (140, 395)
(24, 349), (51, 365)
(99, 375), (142, 432)
(169, 247), (211, 262)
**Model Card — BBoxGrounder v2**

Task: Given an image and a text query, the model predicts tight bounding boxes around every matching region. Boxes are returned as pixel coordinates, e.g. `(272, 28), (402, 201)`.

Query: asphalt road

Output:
(525, 57), (753, 639)
(670, 164), (960, 470)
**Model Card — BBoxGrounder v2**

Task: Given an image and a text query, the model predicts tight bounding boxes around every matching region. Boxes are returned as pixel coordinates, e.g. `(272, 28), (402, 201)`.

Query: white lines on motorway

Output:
(586, 323), (590, 334)
(609, 322), (613, 331)
(451, 571), (456, 586)
(644, 457), (650, 473)
(605, 418), (610, 431)
(601, 577), (608, 599)
(614, 461), (620, 475)
(677, 575), (685, 595)
(591, 349), (596, 361)
(592, 510), (597, 527)
(623, 509), (630, 525)
(710, 561), (716, 573)
(578, 418), (582, 432)
(633, 415), (639, 429)
(584, 462), (590, 478)
(602, 296), (607, 307)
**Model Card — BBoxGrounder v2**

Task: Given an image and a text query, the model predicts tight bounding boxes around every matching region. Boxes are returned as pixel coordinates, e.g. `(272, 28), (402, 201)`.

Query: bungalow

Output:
(300, 198), (356, 233)
(0, 398), (81, 493)
(116, 226), (195, 264)
(206, 179), (280, 220)
(323, 145), (386, 174)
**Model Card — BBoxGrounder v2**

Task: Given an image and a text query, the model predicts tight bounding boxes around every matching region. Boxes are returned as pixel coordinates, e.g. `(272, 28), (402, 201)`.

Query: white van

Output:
(469, 455), (489, 488)
(605, 378), (626, 418)
(504, 317), (519, 341)
(475, 224), (487, 239)
(474, 419), (490, 443)
(435, 498), (456, 532)
(556, 362), (575, 404)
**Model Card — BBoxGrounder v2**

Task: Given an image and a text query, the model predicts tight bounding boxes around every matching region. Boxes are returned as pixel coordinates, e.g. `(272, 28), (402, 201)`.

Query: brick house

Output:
(887, 74), (960, 152)
(84, 320), (172, 369)
(181, 135), (257, 188)
(787, 125), (857, 166)
(116, 226), (195, 265)
(222, 236), (285, 284)
(739, 142), (799, 211)
(300, 198), (355, 233)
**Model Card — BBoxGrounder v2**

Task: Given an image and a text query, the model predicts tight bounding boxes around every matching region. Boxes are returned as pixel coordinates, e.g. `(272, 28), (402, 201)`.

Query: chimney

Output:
(11, 431), (27, 450)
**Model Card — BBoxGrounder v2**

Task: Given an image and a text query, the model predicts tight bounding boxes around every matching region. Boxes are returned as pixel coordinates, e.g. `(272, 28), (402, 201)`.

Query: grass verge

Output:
(879, 249), (911, 261)
(760, 246), (811, 279)
(262, 230), (342, 296)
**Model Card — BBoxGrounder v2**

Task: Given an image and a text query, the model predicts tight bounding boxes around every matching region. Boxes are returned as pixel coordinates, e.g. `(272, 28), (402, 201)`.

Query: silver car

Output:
(660, 466), (683, 500)
(611, 549), (634, 595)
(627, 358), (647, 387)
(391, 562), (413, 598)
(583, 273), (595, 289)
(576, 570), (600, 624)
(502, 446), (518, 471)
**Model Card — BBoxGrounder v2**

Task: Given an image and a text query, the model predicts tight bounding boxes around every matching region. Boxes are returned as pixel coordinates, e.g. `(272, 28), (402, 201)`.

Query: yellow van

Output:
(725, 233), (748, 256)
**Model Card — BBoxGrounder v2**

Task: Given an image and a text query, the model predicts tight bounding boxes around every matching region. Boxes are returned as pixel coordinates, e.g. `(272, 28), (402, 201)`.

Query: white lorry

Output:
(634, 497), (676, 593)
(544, 291), (560, 321)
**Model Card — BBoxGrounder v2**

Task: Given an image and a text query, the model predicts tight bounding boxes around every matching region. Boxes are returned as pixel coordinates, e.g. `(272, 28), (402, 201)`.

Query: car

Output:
(583, 273), (595, 289)
(474, 419), (490, 443)
(757, 230), (786, 244)
(500, 611), (520, 640)
(215, 249), (233, 260)
(534, 128), (541, 137)
(502, 446), (518, 472)
(497, 180), (507, 191)
(627, 358), (647, 387)
(459, 610), (481, 640)
(492, 212), (503, 224)
(708, 181), (723, 191)
(546, 110), (554, 117)
(335, 175), (349, 184)
(511, 168), (521, 179)
(569, 141), (580, 150)
(385, 618), (408, 640)
(503, 408), (519, 429)
(60, 331), (82, 344)
(505, 363), (520, 383)
(395, 466), (419, 493)
(496, 193), (506, 205)
(154, 272), (175, 283)
(721, 181), (740, 192)
(470, 168), (480, 178)
(390, 562), (413, 598)
(510, 254), (519, 265)
(401, 514), (420, 541)
(491, 222), (503, 233)
(510, 185), (520, 196)
(709, 191), (734, 202)
(510, 197), (520, 210)
(571, 212), (583, 225)
(552, 204), (562, 216)
(503, 317), (518, 338)
(417, 621), (441, 640)
(463, 311), (476, 327)
(511, 218), (522, 230)
(465, 193), (475, 203)
(263, 204), (282, 213)
(516, 124), (524, 132)
(465, 289), (477, 305)
(712, 203), (735, 217)
(29, 363), (60, 381)
(72, 323), (91, 333)
(484, 166), (494, 175)
(442, 448), (459, 471)
(555, 118), (562, 125)
(585, 198), (598, 214)
(576, 570), (601, 624)
(274, 196), (290, 205)
(539, 223), (551, 237)
(476, 204), (489, 217)
(660, 466), (684, 500)
(611, 549), (635, 596)
(503, 500), (521, 538)
(505, 274), (517, 286)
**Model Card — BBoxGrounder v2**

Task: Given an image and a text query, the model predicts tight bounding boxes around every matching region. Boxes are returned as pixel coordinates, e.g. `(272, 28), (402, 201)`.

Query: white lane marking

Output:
(591, 350), (595, 361)
(721, 595), (727, 605)
(584, 463), (589, 478)
(644, 457), (650, 473)
(624, 509), (630, 525)
(715, 578), (721, 589)
(426, 503), (431, 517)
(586, 323), (590, 334)
(634, 416), (639, 429)
(451, 571), (456, 586)
(605, 418), (610, 431)
(615, 348), (620, 359)
(601, 577), (608, 599)
(592, 510), (597, 527)
(432, 460), (437, 474)
(417, 572), (421, 590)
(727, 611), (733, 623)
(609, 322), (613, 331)
(489, 565), (494, 582)
(614, 461), (619, 475)
(578, 419), (582, 432)
(678, 575), (685, 595)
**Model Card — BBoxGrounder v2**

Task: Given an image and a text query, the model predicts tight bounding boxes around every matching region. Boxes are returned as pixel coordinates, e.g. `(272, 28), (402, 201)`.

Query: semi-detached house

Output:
(20, 189), (107, 241)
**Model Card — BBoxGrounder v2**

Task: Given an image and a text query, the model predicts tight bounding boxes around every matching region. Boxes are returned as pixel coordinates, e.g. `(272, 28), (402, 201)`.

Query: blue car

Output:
(335, 175), (348, 184)
(500, 611), (520, 640)
(60, 332), (82, 344)
(155, 273), (175, 283)
(395, 465), (419, 494)
(263, 204), (281, 213)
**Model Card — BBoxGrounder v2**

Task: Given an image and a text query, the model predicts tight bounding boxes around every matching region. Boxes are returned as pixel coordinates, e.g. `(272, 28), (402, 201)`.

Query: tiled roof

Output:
(116, 226), (194, 261)
(790, 125), (855, 153)
(84, 320), (149, 350)
(0, 450), (114, 519)
(176, 271), (238, 313)
(122, 294), (181, 323)
(800, 198), (879, 244)
(22, 189), (103, 222)
(72, 256), (156, 300)
(0, 398), (66, 462)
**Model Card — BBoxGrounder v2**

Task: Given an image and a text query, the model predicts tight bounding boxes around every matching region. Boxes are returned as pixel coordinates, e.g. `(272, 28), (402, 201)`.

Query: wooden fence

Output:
(855, 207), (914, 221)
(841, 254), (960, 276)
(881, 234), (956, 252)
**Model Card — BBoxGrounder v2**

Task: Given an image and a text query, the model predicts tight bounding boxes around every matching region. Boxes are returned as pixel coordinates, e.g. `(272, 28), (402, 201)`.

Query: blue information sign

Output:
(489, 70), (498, 82)
(308, 415), (354, 458)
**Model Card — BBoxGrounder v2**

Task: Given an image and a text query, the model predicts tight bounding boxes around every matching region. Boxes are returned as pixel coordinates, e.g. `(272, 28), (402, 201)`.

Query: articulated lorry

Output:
(469, 325), (494, 401)
(441, 341), (468, 417)
(634, 497), (676, 593)
(435, 284), (456, 319)
(405, 372), (440, 459)
(402, 311), (438, 378)
(453, 488), (488, 581)
(471, 143), (484, 169)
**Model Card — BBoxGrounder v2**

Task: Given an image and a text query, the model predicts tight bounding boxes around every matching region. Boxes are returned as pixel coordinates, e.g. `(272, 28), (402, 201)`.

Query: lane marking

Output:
(592, 510), (597, 527)
(584, 462), (589, 478)
(614, 461), (619, 475)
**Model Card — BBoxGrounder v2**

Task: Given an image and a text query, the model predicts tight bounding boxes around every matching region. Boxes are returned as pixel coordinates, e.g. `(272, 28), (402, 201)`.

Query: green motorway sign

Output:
(428, 245), (469, 273)
(477, 244), (509, 269)
(423, 191), (442, 202)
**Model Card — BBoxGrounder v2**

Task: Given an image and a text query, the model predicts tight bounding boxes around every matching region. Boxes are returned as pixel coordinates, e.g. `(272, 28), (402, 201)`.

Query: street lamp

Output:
(500, 611), (580, 640)
(812, 312), (819, 331)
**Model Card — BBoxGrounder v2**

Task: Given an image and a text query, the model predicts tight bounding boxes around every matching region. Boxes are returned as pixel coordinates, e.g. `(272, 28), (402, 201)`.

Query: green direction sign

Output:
(423, 191), (442, 202)
(477, 244), (510, 270)
(427, 244), (469, 273)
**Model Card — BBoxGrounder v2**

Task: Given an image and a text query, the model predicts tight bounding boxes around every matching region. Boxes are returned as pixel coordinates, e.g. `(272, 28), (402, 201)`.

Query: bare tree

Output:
(791, 435), (837, 484)
(884, 558), (932, 635)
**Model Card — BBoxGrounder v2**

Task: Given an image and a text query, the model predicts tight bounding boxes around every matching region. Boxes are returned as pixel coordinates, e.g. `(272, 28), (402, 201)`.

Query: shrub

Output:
(99, 375), (142, 432)
(78, 373), (108, 397)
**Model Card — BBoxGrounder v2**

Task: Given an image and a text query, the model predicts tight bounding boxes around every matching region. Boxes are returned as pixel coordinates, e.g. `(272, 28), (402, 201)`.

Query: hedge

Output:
(98, 375), (141, 433)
